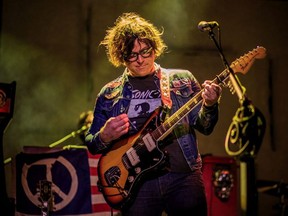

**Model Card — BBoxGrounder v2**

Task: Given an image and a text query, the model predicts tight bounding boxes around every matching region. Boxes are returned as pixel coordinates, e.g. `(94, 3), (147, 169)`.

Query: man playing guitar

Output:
(85, 12), (222, 216)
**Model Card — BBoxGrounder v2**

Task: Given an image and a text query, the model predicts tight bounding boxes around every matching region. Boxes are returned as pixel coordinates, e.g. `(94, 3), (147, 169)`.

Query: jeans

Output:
(121, 169), (207, 216)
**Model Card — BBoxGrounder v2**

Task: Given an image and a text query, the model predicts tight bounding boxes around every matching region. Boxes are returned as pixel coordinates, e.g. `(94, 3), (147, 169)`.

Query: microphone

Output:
(198, 21), (219, 32)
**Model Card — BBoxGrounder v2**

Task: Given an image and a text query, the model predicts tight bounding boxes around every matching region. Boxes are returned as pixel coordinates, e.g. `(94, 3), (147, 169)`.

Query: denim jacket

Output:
(85, 64), (219, 171)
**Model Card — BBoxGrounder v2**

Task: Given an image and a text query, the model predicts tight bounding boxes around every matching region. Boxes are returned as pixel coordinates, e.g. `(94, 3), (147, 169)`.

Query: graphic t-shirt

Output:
(127, 74), (161, 132)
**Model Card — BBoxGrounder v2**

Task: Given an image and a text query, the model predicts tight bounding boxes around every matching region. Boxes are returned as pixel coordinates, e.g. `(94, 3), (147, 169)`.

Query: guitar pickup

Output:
(126, 148), (140, 166)
(142, 133), (156, 152)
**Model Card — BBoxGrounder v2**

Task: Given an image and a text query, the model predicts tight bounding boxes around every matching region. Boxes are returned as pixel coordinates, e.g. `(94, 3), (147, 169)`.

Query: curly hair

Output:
(100, 12), (167, 67)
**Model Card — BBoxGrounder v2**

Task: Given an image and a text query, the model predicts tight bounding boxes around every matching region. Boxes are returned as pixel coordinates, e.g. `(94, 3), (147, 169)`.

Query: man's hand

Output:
(201, 80), (222, 107)
(99, 113), (129, 143)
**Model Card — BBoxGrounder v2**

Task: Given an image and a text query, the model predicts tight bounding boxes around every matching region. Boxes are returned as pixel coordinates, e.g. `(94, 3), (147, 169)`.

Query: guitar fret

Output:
(159, 125), (166, 134)
(152, 127), (163, 140)
(152, 94), (203, 142)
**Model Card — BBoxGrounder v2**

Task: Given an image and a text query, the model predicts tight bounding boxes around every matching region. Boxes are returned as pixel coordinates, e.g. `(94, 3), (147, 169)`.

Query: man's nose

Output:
(137, 54), (144, 63)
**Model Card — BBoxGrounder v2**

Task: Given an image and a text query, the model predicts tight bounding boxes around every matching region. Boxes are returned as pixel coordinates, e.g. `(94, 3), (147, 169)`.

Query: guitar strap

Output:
(157, 67), (172, 109)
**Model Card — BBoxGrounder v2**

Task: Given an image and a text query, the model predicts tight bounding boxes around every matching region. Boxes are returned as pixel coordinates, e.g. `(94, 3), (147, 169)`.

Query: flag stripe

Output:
(87, 152), (120, 215)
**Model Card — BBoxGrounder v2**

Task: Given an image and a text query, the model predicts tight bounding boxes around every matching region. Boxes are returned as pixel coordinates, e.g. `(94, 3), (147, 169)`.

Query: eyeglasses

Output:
(124, 47), (153, 62)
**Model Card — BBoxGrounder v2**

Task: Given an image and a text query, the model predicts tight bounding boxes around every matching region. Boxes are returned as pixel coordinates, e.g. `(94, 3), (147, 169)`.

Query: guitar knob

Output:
(134, 167), (141, 174)
(128, 176), (134, 182)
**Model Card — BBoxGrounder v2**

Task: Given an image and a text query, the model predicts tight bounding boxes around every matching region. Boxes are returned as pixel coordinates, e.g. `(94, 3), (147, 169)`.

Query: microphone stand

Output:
(48, 126), (88, 148)
(203, 27), (257, 216)
(207, 28), (248, 104)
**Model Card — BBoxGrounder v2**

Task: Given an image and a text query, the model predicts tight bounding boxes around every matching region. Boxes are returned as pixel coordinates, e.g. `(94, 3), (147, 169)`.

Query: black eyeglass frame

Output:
(124, 47), (154, 62)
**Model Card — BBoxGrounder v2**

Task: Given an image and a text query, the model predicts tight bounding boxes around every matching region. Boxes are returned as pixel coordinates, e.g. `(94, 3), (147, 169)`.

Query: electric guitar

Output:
(38, 180), (53, 216)
(97, 46), (267, 209)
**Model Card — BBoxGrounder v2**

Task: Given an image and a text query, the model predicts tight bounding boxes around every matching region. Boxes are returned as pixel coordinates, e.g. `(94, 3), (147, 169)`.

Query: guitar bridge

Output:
(104, 166), (121, 186)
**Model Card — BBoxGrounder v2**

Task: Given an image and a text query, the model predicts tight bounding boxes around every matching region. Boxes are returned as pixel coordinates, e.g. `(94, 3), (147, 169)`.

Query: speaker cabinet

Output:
(202, 155), (238, 216)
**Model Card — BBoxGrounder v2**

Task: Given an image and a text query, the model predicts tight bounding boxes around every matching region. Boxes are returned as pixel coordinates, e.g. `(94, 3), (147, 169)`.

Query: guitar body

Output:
(97, 107), (166, 209)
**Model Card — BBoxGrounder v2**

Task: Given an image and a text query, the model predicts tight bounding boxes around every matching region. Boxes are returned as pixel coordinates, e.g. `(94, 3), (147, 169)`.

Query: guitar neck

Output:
(150, 46), (266, 142)
(152, 68), (230, 141)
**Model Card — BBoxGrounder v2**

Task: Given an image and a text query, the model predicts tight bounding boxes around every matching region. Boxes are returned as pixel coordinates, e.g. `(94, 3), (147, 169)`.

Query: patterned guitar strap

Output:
(157, 67), (172, 121)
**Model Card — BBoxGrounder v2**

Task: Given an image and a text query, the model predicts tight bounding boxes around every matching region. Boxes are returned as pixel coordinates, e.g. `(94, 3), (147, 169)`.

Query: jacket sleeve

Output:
(85, 94), (111, 154)
(194, 102), (219, 135)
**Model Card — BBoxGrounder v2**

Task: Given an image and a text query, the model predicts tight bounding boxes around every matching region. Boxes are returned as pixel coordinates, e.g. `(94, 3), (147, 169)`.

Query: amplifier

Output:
(202, 155), (238, 216)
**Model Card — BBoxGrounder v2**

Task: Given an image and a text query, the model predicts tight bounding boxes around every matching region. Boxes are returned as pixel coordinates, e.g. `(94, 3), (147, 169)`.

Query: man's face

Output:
(124, 39), (156, 77)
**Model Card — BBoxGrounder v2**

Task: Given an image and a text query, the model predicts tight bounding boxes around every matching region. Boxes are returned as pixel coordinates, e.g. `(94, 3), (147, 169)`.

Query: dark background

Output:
(1, 0), (288, 215)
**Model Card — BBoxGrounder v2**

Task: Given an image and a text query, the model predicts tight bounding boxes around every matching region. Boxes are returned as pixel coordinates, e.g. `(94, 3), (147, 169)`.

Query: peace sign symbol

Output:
(21, 156), (78, 211)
